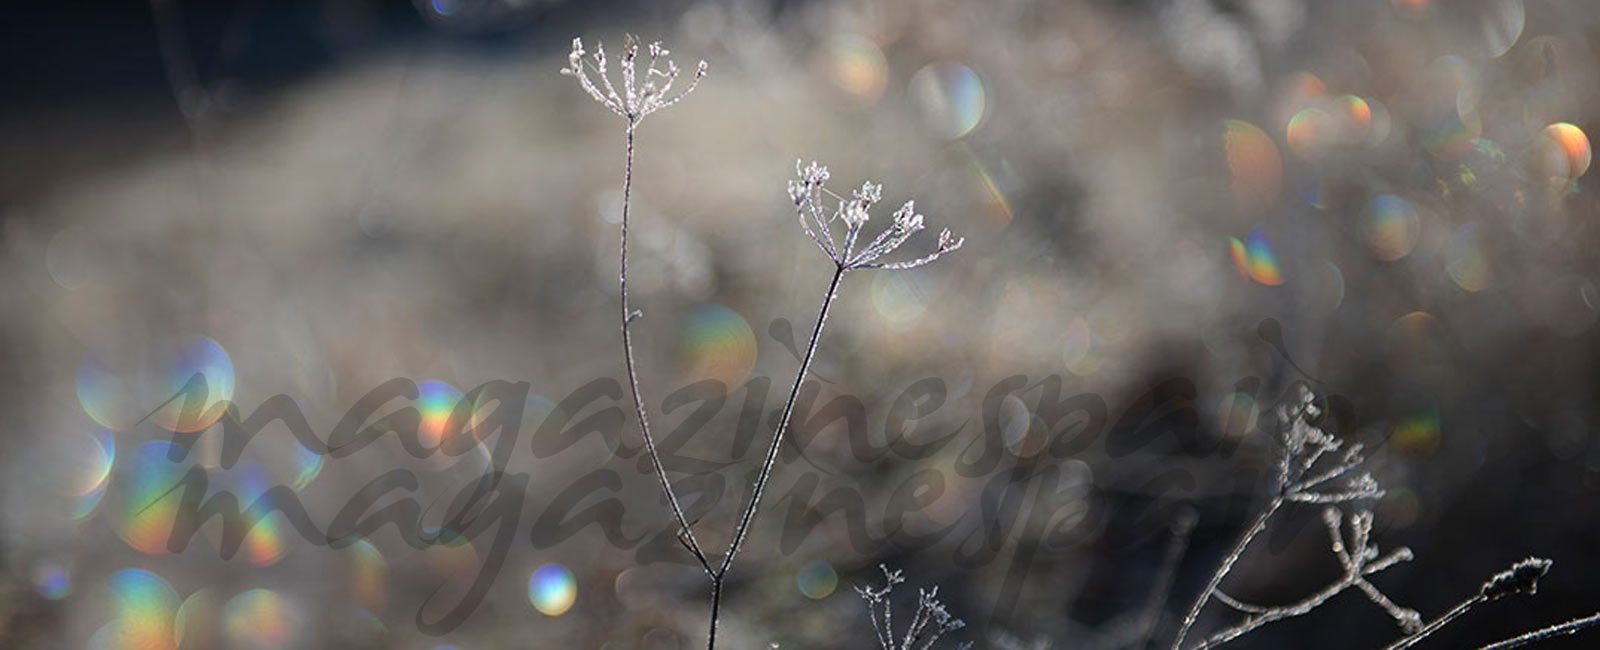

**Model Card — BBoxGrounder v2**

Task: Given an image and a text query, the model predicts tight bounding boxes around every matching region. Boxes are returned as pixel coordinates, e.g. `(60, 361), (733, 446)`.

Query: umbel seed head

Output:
(1482, 557), (1553, 601)
(560, 36), (706, 123)
(789, 159), (964, 271)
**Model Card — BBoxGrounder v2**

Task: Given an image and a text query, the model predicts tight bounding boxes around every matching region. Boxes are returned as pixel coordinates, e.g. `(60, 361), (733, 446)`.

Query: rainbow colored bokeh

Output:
(680, 305), (758, 385)
(1542, 122), (1591, 180)
(1361, 195), (1421, 261)
(110, 441), (191, 555)
(1229, 228), (1283, 286)
(92, 568), (179, 650)
(797, 560), (838, 600)
(528, 563), (577, 616)
(417, 380), (466, 449)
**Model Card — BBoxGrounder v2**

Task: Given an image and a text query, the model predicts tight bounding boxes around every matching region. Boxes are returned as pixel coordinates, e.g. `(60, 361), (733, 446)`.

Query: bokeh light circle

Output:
(1538, 122), (1591, 180)
(1445, 224), (1491, 292)
(223, 589), (300, 650)
(34, 561), (71, 600)
(819, 34), (888, 103)
(1228, 228), (1283, 286)
(680, 305), (758, 385)
(152, 336), (236, 434)
(1222, 120), (1282, 214)
(796, 561), (838, 600)
(1361, 195), (1421, 261)
(417, 380), (466, 449)
(77, 357), (142, 432)
(529, 564), (577, 616)
(110, 441), (192, 555)
(94, 568), (180, 650)
(910, 63), (986, 139)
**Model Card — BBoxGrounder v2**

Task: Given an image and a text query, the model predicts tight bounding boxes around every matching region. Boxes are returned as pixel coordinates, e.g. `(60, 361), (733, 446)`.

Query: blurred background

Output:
(3, 0), (1600, 648)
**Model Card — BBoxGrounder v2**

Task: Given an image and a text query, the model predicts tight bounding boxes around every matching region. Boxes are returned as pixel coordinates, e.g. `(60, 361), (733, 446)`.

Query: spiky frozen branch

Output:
(857, 565), (973, 650)
(560, 35), (707, 125)
(789, 160), (964, 271)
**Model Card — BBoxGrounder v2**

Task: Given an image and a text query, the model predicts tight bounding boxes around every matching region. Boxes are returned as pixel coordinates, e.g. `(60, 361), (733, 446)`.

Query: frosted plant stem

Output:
(1477, 612), (1600, 649)
(707, 576), (724, 650)
(1385, 595), (1485, 650)
(1171, 496), (1284, 650)
(616, 122), (714, 579)
(1136, 509), (1199, 650)
(707, 264), (847, 649)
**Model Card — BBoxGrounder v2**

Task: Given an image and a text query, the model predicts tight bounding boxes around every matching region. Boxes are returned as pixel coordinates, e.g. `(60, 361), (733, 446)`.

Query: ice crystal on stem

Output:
(560, 36), (707, 124)
(790, 160), (964, 271)
(857, 566), (971, 650)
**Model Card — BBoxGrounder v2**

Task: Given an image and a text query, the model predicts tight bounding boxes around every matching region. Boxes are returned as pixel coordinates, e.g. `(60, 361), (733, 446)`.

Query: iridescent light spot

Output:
(1446, 224), (1491, 292)
(289, 440), (323, 491)
(1540, 122), (1591, 180)
(350, 539), (388, 612)
(1217, 392), (1259, 439)
(1361, 195), (1420, 261)
(871, 271), (931, 330)
(1343, 95), (1372, 129)
(223, 589), (298, 650)
(796, 561), (838, 600)
(417, 380), (466, 448)
(966, 148), (1014, 227)
(1286, 108), (1334, 159)
(175, 588), (221, 650)
(64, 427), (116, 500)
(529, 564), (577, 616)
(72, 476), (110, 520)
(1223, 120), (1282, 214)
(1061, 317), (1103, 376)
(111, 441), (192, 555)
(1423, 109), (1482, 160)
(1394, 403), (1441, 455)
(77, 357), (141, 432)
(1480, 0), (1525, 58)
(1001, 393), (1046, 458)
(151, 336), (236, 434)
(680, 305), (758, 385)
(819, 34), (888, 104)
(1386, 311), (1448, 368)
(1313, 262), (1346, 315)
(94, 568), (179, 650)
(910, 63), (986, 139)
(1284, 72), (1327, 103)
(228, 463), (289, 567)
(1228, 228), (1283, 286)
(34, 562), (70, 600)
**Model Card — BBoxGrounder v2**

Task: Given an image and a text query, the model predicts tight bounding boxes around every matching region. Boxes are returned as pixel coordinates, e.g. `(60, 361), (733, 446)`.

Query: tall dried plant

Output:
(562, 35), (962, 649)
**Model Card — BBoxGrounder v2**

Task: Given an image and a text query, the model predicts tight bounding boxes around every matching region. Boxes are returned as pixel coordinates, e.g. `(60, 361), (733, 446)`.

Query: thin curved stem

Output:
(616, 122), (713, 579)
(718, 264), (845, 578)
(703, 265), (846, 649)
(1171, 496), (1284, 650)
(1478, 611), (1600, 649)
(1385, 595), (1484, 650)
(707, 572), (724, 649)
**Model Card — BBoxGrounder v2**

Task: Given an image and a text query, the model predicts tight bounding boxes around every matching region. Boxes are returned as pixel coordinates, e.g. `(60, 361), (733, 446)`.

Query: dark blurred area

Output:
(4, 0), (1600, 649)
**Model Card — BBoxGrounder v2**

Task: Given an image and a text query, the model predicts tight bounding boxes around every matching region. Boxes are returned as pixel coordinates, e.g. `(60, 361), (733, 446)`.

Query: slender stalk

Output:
(1385, 595), (1484, 650)
(720, 265), (845, 573)
(706, 264), (847, 649)
(1171, 496), (1284, 650)
(1478, 611), (1600, 649)
(707, 576), (724, 650)
(1135, 509), (1199, 650)
(616, 122), (713, 578)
